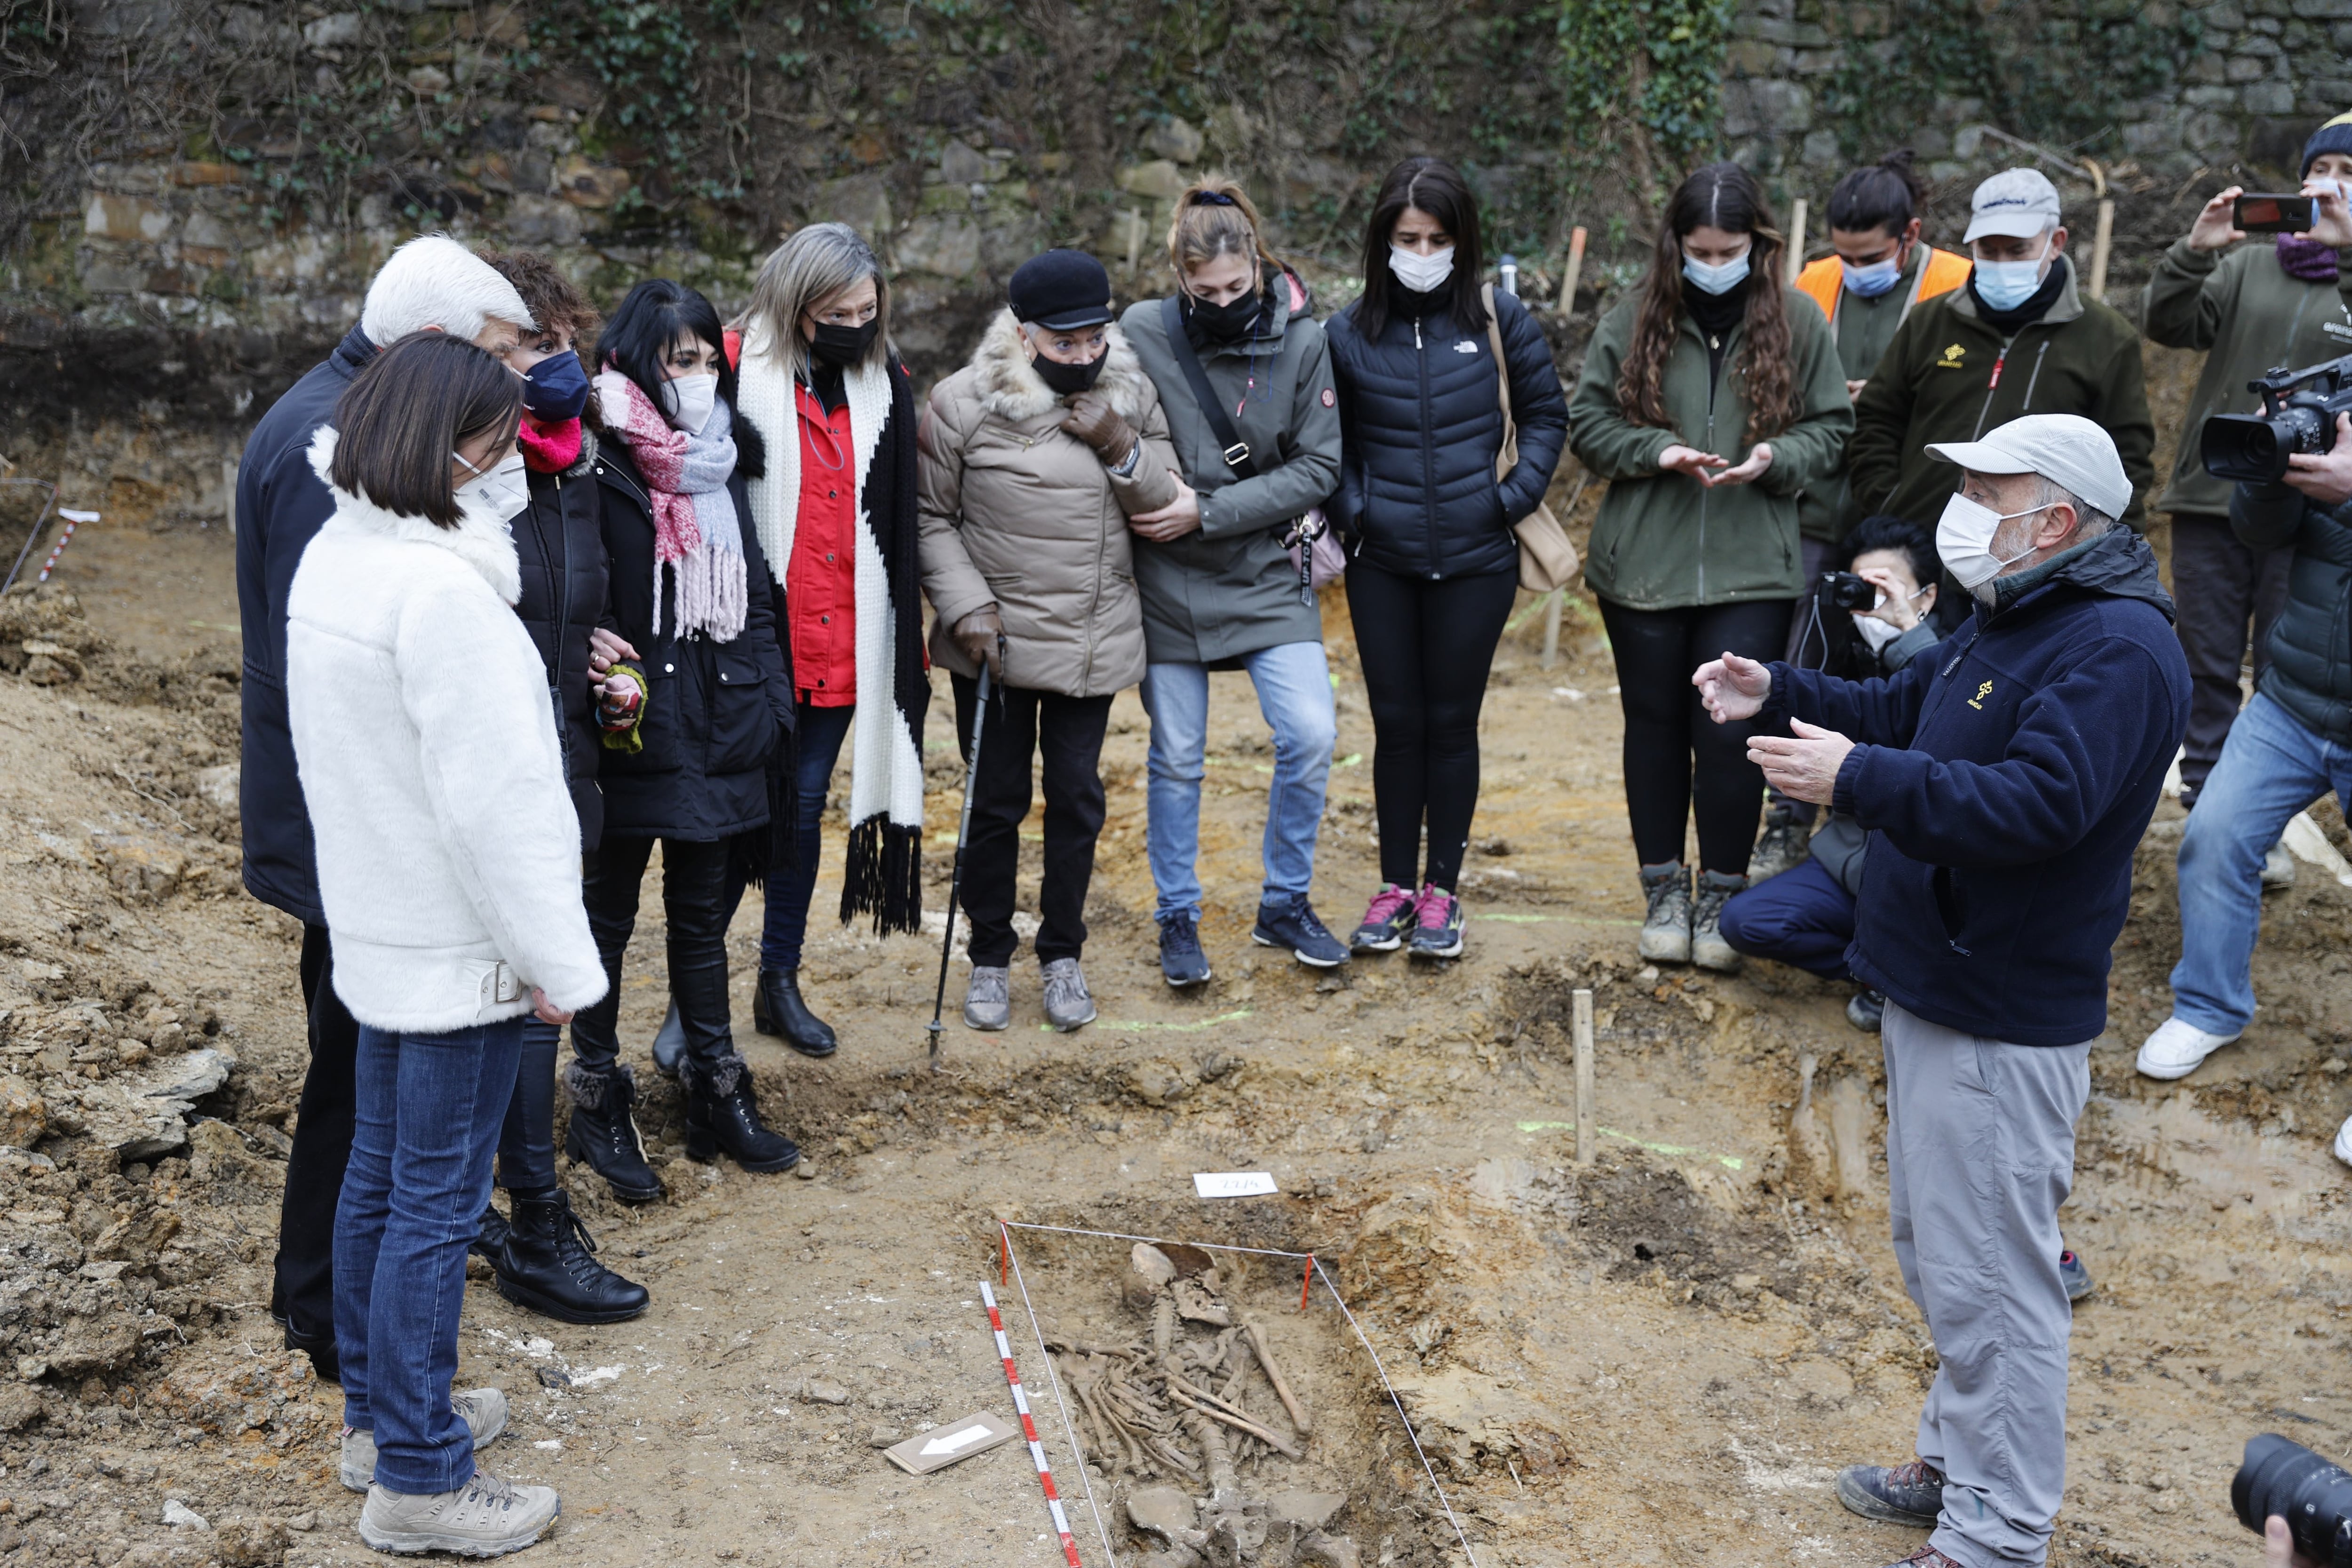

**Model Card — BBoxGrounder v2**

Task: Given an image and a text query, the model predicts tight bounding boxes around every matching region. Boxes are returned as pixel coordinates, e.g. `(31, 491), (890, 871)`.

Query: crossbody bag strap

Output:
(1482, 282), (1520, 470)
(1160, 294), (1257, 478)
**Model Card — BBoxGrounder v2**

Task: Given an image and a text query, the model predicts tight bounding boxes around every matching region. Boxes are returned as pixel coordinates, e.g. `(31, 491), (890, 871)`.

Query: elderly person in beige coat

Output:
(919, 249), (1179, 1031)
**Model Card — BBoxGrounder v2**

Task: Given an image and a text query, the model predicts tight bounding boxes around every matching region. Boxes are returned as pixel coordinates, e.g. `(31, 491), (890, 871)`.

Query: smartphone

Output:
(2236, 193), (2315, 233)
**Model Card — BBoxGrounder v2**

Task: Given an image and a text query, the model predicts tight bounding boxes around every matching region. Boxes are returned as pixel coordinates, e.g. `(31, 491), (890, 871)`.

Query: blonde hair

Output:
(735, 222), (891, 379)
(1165, 175), (1282, 281)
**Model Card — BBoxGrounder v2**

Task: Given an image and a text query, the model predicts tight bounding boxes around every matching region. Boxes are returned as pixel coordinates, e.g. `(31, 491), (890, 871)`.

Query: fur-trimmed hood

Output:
(306, 425), (523, 606)
(969, 309), (1154, 425)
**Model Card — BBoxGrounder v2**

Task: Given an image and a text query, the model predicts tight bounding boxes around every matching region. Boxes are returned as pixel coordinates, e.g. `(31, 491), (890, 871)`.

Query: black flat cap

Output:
(1008, 249), (1115, 331)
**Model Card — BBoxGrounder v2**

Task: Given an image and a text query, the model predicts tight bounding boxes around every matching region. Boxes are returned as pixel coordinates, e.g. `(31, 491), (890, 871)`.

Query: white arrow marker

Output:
(921, 1425), (993, 1456)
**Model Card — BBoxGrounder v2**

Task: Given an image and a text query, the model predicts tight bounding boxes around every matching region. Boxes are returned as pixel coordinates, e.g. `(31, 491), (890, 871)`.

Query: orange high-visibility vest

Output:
(1796, 247), (1972, 331)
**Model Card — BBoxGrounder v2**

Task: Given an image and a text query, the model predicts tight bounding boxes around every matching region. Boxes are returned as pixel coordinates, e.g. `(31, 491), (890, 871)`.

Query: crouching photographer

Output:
(2236, 1434), (2352, 1567)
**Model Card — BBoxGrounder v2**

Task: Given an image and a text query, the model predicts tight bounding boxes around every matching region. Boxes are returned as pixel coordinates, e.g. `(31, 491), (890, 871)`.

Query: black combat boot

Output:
(752, 968), (837, 1059)
(493, 1188), (651, 1325)
(683, 1053), (800, 1173)
(469, 1200), (512, 1264)
(562, 1062), (665, 1203)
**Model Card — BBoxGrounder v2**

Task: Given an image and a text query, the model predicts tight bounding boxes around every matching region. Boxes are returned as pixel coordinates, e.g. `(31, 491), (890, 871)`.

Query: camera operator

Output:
(1695, 414), (2189, 1568)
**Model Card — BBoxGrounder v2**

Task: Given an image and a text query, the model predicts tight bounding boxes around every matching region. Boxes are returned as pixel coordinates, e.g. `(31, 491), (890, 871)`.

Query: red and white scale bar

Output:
(979, 1280), (1085, 1568)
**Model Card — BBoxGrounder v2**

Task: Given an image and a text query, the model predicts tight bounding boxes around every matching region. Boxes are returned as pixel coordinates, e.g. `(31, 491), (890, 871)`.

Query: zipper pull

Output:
(1414, 319), (1422, 350)
(1987, 346), (2010, 391)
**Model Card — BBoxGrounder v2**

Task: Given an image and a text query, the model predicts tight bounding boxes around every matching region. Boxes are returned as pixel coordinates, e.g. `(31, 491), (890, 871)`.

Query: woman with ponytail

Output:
(1567, 161), (1853, 974)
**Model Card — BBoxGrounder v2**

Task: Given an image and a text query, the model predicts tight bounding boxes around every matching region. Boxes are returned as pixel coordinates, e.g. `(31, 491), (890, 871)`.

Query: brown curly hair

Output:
(478, 249), (601, 346)
(1615, 163), (1798, 444)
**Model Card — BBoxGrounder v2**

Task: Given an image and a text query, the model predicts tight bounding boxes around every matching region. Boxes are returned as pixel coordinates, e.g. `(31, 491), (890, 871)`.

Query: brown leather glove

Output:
(952, 606), (1003, 680)
(1060, 391), (1138, 468)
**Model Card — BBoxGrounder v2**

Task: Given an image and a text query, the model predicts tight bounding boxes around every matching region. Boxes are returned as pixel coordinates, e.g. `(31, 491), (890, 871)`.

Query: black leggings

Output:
(570, 836), (738, 1080)
(1344, 561), (1519, 892)
(1598, 596), (1794, 876)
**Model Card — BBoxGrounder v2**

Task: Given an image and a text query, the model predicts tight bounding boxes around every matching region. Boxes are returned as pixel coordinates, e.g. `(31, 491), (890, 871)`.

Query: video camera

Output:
(2203, 352), (2352, 484)
(2234, 1434), (2352, 1565)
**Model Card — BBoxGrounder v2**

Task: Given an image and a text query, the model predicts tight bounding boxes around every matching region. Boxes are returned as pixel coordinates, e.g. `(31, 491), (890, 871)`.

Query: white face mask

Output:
(1681, 249), (1752, 295)
(1935, 491), (2044, 589)
(453, 449), (528, 523)
(1389, 244), (1456, 294)
(661, 372), (718, 435)
(1851, 612), (1903, 653)
(2308, 177), (2349, 203)
(1841, 254), (1904, 298)
(1972, 238), (2051, 312)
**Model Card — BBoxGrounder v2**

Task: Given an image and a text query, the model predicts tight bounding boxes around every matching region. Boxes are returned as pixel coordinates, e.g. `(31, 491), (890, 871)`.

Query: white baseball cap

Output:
(1963, 167), (2064, 242)
(1925, 413), (2132, 520)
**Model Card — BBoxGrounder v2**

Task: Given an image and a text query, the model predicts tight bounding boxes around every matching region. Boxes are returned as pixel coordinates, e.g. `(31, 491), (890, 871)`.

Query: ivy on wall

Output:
(1557, 0), (1737, 186)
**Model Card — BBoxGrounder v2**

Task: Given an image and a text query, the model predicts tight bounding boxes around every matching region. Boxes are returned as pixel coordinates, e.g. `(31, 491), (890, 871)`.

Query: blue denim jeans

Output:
(335, 1017), (524, 1494)
(1140, 641), (1337, 924)
(721, 700), (856, 971)
(2169, 690), (2352, 1036)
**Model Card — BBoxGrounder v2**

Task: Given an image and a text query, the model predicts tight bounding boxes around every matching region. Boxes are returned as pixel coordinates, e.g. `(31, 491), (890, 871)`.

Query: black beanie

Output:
(1008, 250), (1115, 332)
(2303, 111), (2352, 175)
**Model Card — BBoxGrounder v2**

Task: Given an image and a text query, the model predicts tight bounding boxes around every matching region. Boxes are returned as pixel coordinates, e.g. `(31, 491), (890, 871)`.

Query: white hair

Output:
(359, 233), (535, 346)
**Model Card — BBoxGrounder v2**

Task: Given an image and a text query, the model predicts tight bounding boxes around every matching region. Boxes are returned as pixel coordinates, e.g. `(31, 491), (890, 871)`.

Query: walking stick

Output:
(926, 636), (1004, 1069)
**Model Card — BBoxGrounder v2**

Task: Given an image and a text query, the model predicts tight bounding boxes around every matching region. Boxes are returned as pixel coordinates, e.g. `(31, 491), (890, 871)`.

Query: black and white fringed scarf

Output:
(736, 335), (928, 934)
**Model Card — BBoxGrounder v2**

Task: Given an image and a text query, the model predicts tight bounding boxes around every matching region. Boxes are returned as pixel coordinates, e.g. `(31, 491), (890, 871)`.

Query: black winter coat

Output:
(591, 442), (795, 841)
(1324, 283), (1569, 579)
(2235, 480), (2352, 747)
(234, 322), (377, 926)
(513, 436), (612, 849)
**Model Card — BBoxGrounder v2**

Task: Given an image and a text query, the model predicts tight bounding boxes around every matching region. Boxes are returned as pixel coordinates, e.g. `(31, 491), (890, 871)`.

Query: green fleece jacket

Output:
(1845, 255), (2154, 532)
(2143, 236), (2352, 518)
(1569, 286), (1854, 609)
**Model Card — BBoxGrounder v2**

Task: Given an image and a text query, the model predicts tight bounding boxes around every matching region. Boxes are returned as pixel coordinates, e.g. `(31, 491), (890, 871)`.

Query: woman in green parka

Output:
(1568, 161), (1853, 972)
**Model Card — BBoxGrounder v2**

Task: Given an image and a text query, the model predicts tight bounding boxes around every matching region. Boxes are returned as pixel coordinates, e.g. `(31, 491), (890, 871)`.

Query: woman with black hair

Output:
(1324, 155), (1568, 962)
(567, 278), (800, 1196)
(1567, 161), (1852, 972)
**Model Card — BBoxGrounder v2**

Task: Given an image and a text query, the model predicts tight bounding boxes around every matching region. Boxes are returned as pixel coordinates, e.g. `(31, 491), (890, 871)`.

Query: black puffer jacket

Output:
(2234, 480), (2352, 746)
(592, 442), (795, 841)
(1324, 282), (1569, 579)
(514, 433), (612, 849)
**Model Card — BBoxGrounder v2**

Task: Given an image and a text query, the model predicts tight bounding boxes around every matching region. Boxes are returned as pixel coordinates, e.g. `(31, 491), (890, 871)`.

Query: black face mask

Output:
(1186, 288), (1263, 345)
(809, 318), (878, 369)
(1032, 349), (1107, 396)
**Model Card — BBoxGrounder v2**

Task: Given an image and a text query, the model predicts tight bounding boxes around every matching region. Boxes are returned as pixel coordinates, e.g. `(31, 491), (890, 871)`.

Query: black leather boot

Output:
(683, 1054), (800, 1173)
(493, 1189), (651, 1325)
(562, 1062), (666, 1203)
(470, 1199), (512, 1264)
(752, 968), (837, 1058)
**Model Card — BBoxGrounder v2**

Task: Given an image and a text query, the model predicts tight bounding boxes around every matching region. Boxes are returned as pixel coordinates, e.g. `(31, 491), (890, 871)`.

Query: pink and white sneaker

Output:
(1407, 884), (1464, 960)
(1349, 883), (1418, 953)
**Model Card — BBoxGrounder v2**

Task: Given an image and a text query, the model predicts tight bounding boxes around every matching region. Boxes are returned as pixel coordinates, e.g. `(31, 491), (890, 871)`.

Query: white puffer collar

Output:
(971, 309), (1153, 426)
(306, 425), (524, 606)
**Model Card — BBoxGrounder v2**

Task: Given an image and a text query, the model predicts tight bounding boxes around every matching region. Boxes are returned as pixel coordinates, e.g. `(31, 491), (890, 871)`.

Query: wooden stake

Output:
(1299, 1254), (1314, 1310)
(2089, 197), (2115, 302)
(1785, 199), (1808, 286)
(999, 1223), (1010, 1287)
(1123, 207), (1144, 276)
(1555, 224), (1588, 315)
(1540, 591), (1565, 671)
(1573, 987), (1596, 1168)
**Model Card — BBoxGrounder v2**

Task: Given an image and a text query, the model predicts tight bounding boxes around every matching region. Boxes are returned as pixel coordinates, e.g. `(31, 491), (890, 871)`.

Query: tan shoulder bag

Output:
(1482, 283), (1579, 592)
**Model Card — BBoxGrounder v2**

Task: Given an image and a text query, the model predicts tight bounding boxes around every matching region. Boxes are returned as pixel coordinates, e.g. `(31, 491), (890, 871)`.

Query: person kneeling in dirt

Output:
(288, 333), (609, 1555)
(1695, 414), (2187, 1568)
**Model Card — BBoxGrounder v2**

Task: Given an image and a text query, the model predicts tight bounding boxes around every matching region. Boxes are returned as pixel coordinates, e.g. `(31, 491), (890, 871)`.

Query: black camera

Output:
(2203, 352), (2352, 484)
(2233, 1434), (2352, 1565)
(1821, 571), (1875, 611)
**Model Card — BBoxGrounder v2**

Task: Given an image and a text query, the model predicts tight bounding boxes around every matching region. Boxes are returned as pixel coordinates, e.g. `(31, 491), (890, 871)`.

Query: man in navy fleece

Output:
(1693, 413), (2188, 1568)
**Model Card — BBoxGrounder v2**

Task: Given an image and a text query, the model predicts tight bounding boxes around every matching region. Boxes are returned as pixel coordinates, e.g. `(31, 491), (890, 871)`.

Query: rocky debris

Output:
(0, 586), (109, 683)
(69, 1045), (236, 1162)
(1389, 1367), (1570, 1482)
(214, 1516), (288, 1567)
(161, 1498), (207, 1528)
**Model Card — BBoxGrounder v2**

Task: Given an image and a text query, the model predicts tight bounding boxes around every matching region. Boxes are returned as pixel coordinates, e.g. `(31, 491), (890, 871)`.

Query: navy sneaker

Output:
(1158, 913), (1213, 988)
(1836, 1458), (1943, 1528)
(1252, 896), (1349, 968)
(2060, 1248), (2094, 1303)
(1406, 885), (1465, 960)
(1350, 884), (1417, 953)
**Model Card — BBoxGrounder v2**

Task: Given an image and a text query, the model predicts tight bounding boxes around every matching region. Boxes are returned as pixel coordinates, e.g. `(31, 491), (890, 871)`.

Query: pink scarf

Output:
(596, 369), (747, 641)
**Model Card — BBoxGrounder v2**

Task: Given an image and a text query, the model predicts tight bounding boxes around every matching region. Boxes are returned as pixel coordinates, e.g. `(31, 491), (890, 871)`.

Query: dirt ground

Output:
(2, 448), (2351, 1568)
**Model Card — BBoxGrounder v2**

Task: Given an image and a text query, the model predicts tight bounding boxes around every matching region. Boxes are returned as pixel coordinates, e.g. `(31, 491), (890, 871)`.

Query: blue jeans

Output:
(1716, 856), (1856, 979)
(1140, 642), (1337, 923)
(2169, 690), (2352, 1035)
(721, 700), (856, 971)
(335, 1017), (524, 1494)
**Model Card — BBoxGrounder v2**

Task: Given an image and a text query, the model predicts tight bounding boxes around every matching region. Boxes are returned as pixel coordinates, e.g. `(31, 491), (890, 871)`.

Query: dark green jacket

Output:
(2234, 481), (2352, 746)
(1846, 256), (2155, 531)
(1568, 285), (1853, 609)
(2143, 237), (2352, 518)
(1119, 270), (1342, 665)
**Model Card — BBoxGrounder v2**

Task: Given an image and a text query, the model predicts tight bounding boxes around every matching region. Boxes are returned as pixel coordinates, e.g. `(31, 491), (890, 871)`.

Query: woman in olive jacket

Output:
(1567, 162), (1852, 973)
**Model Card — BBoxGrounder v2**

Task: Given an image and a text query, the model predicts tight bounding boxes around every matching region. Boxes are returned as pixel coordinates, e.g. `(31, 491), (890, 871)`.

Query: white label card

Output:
(1192, 1171), (1279, 1199)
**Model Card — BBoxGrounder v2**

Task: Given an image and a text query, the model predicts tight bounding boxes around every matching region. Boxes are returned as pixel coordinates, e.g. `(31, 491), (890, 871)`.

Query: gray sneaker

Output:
(2262, 839), (2298, 890)
(1040, 958), (1097, 1032)
(962, 965), (1010, 1031)
(357, 1467), (559, 1557)
(1691, 871), (1747, 973)
(1747, 803), (1812, 883)
(342, 1388), (510, 1492)
(1638, 863), (1692, 964)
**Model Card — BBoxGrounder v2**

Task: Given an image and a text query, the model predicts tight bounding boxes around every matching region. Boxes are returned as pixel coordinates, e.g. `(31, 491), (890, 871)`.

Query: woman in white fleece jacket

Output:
(285, 332), (604, 1557)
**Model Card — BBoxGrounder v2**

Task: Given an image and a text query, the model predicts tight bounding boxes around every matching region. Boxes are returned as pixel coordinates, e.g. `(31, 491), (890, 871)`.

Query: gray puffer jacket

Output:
(2233, 480), (2352, 747)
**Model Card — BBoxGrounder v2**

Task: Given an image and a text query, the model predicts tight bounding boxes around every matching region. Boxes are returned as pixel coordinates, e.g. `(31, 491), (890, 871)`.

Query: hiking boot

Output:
(1638, 863), (1692, 964)
(1883, 1550), (1964, 1568)
(1846, 989), (1886, 1033)
(2263, 839), (2298, 890)
(2135, 1015), (2240, 1081)
(356, 1467), (559, 1557)
(649, 1000), (685, 1080)
(1747, 802), (1812, 884)
(470, 1200), (511, 1266)
(341, 1389), (509, 1493)
(1158, 913), (1213, 987)
(1690, 871), (1746, 973)
(494, 1189), (649, 1326)
(683, 1054), (799, 1173)
(752, 968), (837, 1059)
(1349, 883), (1418, 954)
(1406, 885), (1465, 960)
(963, 965), (1010, 1031)
(562, 1063), (663, 1204)
(1836, 1458), (1944, 1528)
(2060, 1248), (2094, 1303)
(1041, 958), (1097, 1032)
(1253, 895), (1350, 968)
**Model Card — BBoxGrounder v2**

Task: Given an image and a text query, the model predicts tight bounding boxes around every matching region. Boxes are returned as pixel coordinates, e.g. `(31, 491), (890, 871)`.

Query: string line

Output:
(1002, 1224), (1120, 1568)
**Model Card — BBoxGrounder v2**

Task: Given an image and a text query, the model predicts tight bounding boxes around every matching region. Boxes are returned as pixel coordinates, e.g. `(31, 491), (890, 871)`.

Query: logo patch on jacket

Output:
(1968, 679), (1994, 709)
(1454, 340), (1480, 354)
(1321, 387), (1336, 407)
(1937, 343), (1967, 369)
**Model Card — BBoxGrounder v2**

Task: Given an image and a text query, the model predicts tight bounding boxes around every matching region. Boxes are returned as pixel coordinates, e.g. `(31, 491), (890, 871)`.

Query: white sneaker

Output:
(2262, 840), (2298, 890)
(2135, 1016), (2241, 1081)
(2334, 1115), (2352, 1169)
(342, 1387), (510, 1492)
(358, 1467), (558, 1557)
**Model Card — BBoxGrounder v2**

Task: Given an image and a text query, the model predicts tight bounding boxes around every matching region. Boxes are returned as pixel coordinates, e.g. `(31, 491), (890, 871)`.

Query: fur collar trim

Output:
(306, 426), (524, 606)
(970, 309), (1152, 425)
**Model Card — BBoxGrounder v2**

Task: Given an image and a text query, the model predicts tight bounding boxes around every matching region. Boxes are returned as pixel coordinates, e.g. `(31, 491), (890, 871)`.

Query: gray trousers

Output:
(1883, 999), (2090, 1568)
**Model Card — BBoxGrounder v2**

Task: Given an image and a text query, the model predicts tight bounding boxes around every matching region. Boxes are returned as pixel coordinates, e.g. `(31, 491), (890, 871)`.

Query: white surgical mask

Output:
(2307, 177), (2349, 203)
(1851, 613), (1903, 654)
(661, 372), (718, 435)
(453, 449), (528, 524)
(1682, 250), (1752, 295)
(1389, 244), (1456, 294)
(1935, 492), (2044, 589)
(1972, 240), (2050, 312)
(1842, 254), (1904, 298)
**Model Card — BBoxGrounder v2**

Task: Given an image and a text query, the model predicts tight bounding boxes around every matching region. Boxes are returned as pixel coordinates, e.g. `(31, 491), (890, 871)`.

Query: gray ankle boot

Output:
(1638, 862), (1692, 964)
(1691, 870), (1748, 972)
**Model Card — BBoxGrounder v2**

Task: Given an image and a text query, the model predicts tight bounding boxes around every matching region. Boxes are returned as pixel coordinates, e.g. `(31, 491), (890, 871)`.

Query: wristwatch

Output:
(1108, 440), (1143, 478)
